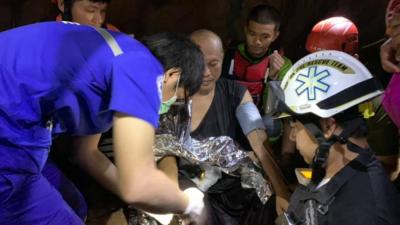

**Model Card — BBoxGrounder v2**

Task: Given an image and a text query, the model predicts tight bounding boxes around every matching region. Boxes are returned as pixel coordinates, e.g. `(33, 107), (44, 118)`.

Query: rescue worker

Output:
(0, 22), (205, 224)
(222, 4), (292, 109)
(281, 16), (399, 177)
(48, 0), (123, 223)
(305, 17), (358, 54)
(52, 0), (119, 31)
(270, 50), (400, 225)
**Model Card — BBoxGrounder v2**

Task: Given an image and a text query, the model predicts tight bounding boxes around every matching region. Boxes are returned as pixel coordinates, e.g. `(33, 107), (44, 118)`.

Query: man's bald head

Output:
(190, 29), (224, 55)
(190, 29), (224, 94)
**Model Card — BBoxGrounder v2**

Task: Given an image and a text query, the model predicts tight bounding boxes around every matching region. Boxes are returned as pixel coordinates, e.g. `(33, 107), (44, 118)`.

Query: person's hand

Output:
(181, 210), (207, 225)
(380, 38), (400, 73)
(268, 50), (285, 80)
(275, 195), (290, 215)
(183, 187), (206, 224)
(382, 13), (400, 72)
(387, 11), (400, 37)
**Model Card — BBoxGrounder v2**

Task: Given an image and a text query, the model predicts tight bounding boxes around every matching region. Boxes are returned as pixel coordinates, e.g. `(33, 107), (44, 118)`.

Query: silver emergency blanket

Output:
(153, 101), (273, 204)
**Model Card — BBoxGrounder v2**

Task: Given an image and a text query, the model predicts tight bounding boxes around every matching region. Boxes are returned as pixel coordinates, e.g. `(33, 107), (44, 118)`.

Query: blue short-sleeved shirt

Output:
(0, 22), (163, 172)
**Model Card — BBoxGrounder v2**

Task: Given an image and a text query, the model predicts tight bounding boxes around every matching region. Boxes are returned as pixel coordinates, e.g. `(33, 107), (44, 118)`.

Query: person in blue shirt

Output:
(0, 22), (205, 224)
(47, 1), (118, 221)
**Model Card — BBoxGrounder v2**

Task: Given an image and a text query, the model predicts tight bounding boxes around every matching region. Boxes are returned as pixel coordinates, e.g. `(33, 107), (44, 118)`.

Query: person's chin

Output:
(200, 83), (214, 92)
(201, 79), (214, 87)
(249, 50), (264, 58)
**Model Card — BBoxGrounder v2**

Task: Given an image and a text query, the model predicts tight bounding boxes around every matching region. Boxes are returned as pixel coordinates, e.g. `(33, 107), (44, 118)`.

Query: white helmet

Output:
(279, 50), (382, 118)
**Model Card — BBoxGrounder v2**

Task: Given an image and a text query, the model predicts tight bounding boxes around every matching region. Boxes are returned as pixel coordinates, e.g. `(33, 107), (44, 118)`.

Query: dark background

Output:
(0, 0), (390, 83)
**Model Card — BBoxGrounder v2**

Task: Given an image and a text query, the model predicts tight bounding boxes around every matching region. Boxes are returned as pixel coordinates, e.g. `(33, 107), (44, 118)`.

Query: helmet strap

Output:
(310, 136), (337, 186)
(334, 117), (364, 144)
(306, 117), (365, 186)
(303, 123), (334, 186)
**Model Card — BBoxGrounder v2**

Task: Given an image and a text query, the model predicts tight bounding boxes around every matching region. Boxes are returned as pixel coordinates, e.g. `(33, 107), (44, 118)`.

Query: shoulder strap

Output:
(93, 27), (124, 56)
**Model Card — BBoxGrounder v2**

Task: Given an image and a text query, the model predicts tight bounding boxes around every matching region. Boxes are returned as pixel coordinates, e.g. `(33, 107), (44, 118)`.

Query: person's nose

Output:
(92, 11), (104, 27)
(255, 37), (262, 46)
(203, 65), (211, 78)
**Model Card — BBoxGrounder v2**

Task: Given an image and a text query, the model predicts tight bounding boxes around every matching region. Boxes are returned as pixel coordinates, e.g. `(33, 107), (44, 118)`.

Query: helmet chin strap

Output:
(303, 117), (365, 186)
(304, 123), (336, 186)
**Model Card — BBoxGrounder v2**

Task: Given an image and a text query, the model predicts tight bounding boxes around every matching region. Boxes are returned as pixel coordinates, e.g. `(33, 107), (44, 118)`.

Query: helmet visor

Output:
(264, 80), (296, 117)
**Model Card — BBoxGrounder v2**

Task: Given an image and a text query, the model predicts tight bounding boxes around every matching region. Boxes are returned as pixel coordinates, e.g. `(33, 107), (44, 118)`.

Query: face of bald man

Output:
(191, 34), (224, 94)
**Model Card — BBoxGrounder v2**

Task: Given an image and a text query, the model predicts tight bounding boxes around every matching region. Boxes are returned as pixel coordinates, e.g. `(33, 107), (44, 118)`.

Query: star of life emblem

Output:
(295, 66), (330, 100)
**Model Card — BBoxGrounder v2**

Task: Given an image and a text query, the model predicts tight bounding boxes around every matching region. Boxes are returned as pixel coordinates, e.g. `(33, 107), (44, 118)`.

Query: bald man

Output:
(159, 29), (290, 224)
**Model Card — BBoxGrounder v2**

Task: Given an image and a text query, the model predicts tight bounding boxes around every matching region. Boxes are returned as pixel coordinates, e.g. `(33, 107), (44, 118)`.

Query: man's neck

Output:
(325, 143), (360, 178)
(190, 88), (215, 132)
(238, 43), (270, 62)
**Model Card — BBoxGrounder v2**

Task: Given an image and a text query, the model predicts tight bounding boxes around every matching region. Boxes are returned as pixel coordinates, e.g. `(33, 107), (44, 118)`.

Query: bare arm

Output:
(157, 156), (179, 186)
(113, 112), (188, 214)
(246, 130), (290, 198)
(72, 113), (189, 214)
(279, 118), (297, 170)
(281, 118), (296, 155)
(72, 134), (120, 194)
(240, 91), (290, 213)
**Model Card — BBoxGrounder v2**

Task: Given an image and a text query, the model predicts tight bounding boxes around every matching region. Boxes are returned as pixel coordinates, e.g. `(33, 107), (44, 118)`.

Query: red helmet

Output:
(306, 17), (359, 55)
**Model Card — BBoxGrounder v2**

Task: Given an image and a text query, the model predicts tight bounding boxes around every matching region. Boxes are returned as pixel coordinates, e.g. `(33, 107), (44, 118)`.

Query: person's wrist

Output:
(181, 190), (190, 214)
(268, 70), (279, 80)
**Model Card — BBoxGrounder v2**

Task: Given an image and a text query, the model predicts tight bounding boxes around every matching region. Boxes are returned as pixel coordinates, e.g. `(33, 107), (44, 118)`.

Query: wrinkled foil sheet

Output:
(127, 207), (184, 225)
(153, 101), (273, 203)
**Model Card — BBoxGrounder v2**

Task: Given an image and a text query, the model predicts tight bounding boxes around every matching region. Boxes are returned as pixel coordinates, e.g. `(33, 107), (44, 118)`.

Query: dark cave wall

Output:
(0, 0), (390, 80)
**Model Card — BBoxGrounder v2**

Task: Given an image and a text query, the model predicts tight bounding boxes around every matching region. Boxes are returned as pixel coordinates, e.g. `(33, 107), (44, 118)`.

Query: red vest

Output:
(233, 51), (269, 99)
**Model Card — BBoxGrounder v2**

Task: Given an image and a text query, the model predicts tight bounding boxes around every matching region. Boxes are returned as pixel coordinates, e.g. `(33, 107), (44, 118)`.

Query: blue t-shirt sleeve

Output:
(109, 51), (163, 128)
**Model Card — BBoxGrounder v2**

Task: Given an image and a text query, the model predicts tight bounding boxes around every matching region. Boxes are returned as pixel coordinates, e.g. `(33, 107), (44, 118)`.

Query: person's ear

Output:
(163, 67), (182, 83)
(288, 123), (297, 141)
(272, 30), (280, 42)
(57, 0), (65, 13)
(321, 117), (337, 138)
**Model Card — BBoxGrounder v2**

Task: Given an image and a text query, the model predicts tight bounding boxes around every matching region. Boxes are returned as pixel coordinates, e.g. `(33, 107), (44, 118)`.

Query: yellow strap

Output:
(358, 101), (375, 119)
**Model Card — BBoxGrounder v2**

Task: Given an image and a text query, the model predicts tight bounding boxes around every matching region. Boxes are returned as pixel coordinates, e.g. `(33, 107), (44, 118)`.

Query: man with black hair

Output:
(222, 4), (292, 109)
(53, 0), (118, 30)
(302, 16), (400, 178)
(0, 22), (205, 224)
(222, 4), (295, 165)
(272, 51), (400, 225)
